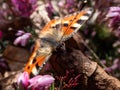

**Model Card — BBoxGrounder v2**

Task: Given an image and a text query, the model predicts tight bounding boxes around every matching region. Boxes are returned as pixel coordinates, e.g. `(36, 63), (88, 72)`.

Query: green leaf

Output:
(50, 83), (55, 90)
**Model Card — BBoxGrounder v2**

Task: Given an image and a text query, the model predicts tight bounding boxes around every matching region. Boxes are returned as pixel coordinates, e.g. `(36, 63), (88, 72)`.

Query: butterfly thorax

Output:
(39, 28), (63, 50)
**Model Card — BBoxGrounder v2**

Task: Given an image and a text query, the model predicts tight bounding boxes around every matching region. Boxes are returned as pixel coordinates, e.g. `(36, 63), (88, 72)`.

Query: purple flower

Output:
(45, 1), (55, 18)
(106, 6), (120, 27)
(111, 64), (119, 70)
(113, 58), (120, 69)
(106, 6), (120, 37)
(0, 31), (3, 39)
(108, 7), (120, 13)
(17, 72), (30, 89)
(29, 75), (55, 90)
(65, 0), (75, 9)
(101, 60), (106, 65)
(104, 58), (120, 73)
(58, 0), (75, 13)
(17, 72), (55, 90)
(11, 0), (37, 17)
(15, 30), (25, 36)
(113, 58), (119, 64)
(14, 31), (31, 46)
(105, 67), (113, 72)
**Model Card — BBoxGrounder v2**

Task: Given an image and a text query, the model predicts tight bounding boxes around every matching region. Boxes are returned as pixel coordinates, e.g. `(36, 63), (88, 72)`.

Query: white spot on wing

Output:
(80, 16), (89, 20)
(32, 66), (38, 75)
(87, 10), (93, 14)
(72, 23), (81, 27)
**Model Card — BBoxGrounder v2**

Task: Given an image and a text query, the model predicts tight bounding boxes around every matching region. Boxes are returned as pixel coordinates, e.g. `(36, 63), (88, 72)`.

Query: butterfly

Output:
(24, 7), (94, 77)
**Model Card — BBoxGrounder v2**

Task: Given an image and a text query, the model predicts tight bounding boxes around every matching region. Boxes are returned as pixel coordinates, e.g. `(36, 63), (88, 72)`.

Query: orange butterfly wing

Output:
(24, 39), (52, 77)
(40, 8), (93, 42)
(24, 8), (94, 77)
(24, 40), (40, 75)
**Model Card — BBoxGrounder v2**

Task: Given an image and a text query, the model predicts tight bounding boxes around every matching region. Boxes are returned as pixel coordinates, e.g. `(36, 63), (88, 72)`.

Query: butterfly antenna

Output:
(80, 0), (87, 10)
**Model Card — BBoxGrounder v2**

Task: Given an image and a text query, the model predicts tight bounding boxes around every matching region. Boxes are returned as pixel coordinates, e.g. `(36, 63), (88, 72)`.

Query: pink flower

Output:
(28, 75), (55, 90)
(105, 67), (112, 72)
(104, 58), (120, 73)
(14, 31), (31, 46)
(58, 0), (75, 13)
(15, 30), (25, 36)
(106, 6), (120, 28)
(11, 0), (37, 17)
(45, 1), (55, 18)
(17, 72), (55, 90)
(17, 72), (30, 89)
(108, 7), (120, 12)
(106, 6), (120, 37)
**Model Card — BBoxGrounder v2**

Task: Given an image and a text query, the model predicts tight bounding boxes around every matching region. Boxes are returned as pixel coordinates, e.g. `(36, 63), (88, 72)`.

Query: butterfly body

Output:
(24, 8), (94, 77)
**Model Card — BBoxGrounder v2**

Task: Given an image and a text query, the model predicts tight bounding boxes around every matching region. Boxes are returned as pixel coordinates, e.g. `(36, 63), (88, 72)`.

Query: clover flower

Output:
(17, 72), (29, 89)
(17, 72), (55, 90)
(106, 7), (120, 28)
(45, 1), (55, 18)
(58, 0), (76, 13)
(65, 0), (75, 13)
(45, 0), (76, 18)
(13, 30), (31, 46)
(11, 0), (37, 17)
(106, 6), (120, 37)
(101, 58), (120, 73)
(28, 75), (55, 90)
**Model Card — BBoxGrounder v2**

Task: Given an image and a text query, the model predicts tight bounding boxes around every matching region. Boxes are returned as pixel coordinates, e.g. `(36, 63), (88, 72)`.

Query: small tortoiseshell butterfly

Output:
(24, 7), (94, 77)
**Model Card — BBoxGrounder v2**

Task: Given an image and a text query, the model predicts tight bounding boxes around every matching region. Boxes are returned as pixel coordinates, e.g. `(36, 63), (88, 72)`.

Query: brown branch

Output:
(49, 33), (120, 90)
